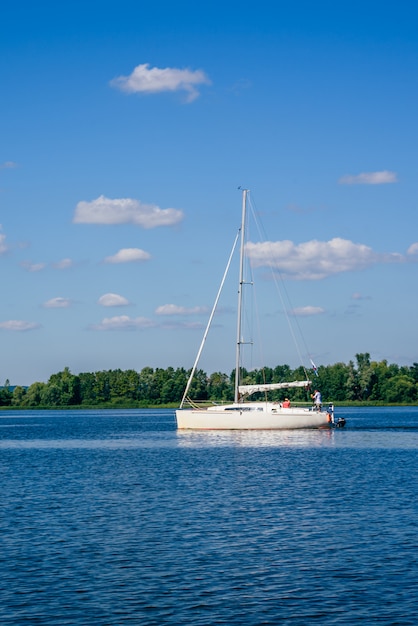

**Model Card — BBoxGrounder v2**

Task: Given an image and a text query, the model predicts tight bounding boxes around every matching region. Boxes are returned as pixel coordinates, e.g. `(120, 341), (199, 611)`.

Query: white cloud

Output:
(104, 248), (151, 264)
(291, 306), (325, 316)
(98, 293), (130, 307)
(0, 320), (41, 331)
(155, 304), (209, 316)
(90, 315), (155, 331)
(53, 258), (74, 270)
(246, 238), (403, 280)
(20, 261), (47, 272)
(43, 297), (72, 308)
(74, 195), (184, 228)
(0, 161), (18, 169)
(110, 63), (211, 102)
(407, 242), (418, 255)
(0, 226), (8, 254)
(338, 170), (398, 185)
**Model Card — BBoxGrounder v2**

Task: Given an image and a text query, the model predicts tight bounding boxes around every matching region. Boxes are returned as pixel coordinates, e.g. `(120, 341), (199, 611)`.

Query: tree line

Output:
(1, 353), (417, 408)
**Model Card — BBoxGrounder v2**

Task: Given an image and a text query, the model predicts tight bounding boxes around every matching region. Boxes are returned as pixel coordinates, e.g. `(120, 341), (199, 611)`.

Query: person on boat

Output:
(282, 398), (291, 408)
(311, 389), (322, 411)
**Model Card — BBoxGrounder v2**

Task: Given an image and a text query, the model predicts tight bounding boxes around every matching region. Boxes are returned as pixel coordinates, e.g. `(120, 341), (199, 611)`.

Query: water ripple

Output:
(1, 407), (418, 624)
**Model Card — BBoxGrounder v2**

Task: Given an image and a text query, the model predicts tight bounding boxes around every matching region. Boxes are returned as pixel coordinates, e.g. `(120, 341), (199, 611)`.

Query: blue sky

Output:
(1, 0), (418, 386)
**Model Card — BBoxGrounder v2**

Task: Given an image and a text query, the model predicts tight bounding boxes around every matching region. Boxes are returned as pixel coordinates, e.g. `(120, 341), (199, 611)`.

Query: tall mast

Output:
(234, 188), (248, 403)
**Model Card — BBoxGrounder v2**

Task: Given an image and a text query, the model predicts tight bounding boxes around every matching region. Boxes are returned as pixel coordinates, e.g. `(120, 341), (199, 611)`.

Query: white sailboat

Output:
(176, 189), (338, 430)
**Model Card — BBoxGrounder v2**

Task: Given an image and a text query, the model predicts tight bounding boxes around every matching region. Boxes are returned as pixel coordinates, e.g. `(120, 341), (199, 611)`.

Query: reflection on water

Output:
(176, 428), (336, 448)
(177, 428), (418, 450)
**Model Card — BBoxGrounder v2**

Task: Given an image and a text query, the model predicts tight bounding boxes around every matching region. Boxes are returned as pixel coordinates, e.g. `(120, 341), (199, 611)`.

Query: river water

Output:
(1, 407), (418, 624)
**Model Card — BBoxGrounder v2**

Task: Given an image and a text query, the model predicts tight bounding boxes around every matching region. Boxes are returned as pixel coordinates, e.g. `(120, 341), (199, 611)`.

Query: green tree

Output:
(22, 382), (47, 406)
(368, 360), (391, 402)
(47, 367), (81, 405)
(208, 371), (232, 401)
(94, 371), (112, 403)
(0, 379), (12, 406)
(12, 386), (27, 406)
(41, 383), (62, 406)
(138, 367), (157, 402)
(172, 368), (189, 402)
(381, 375), (416, 403)
(409, 363), (418, 384)
(345, 360), (360, 401)
(273, 364), (292, 383)
(189, 369), (208, 400)
(322, 362), (350, 402)
(355, 353), (374, 400)
(79, 372), (98, 404)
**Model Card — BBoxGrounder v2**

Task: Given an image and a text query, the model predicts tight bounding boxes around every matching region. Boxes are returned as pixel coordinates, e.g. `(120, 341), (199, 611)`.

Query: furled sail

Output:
(238, 380), (312, 397)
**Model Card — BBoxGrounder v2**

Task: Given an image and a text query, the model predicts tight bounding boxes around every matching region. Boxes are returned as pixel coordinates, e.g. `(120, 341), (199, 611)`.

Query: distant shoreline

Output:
(1, 402), (418, 411)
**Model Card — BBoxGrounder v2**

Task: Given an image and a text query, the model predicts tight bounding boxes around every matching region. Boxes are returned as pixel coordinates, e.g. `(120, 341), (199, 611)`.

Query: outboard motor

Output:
(327, 403), (346, 428)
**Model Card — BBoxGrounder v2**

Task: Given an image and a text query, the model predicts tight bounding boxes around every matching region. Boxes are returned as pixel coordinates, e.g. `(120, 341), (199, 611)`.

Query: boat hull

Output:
(176, 404), (331, 430)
